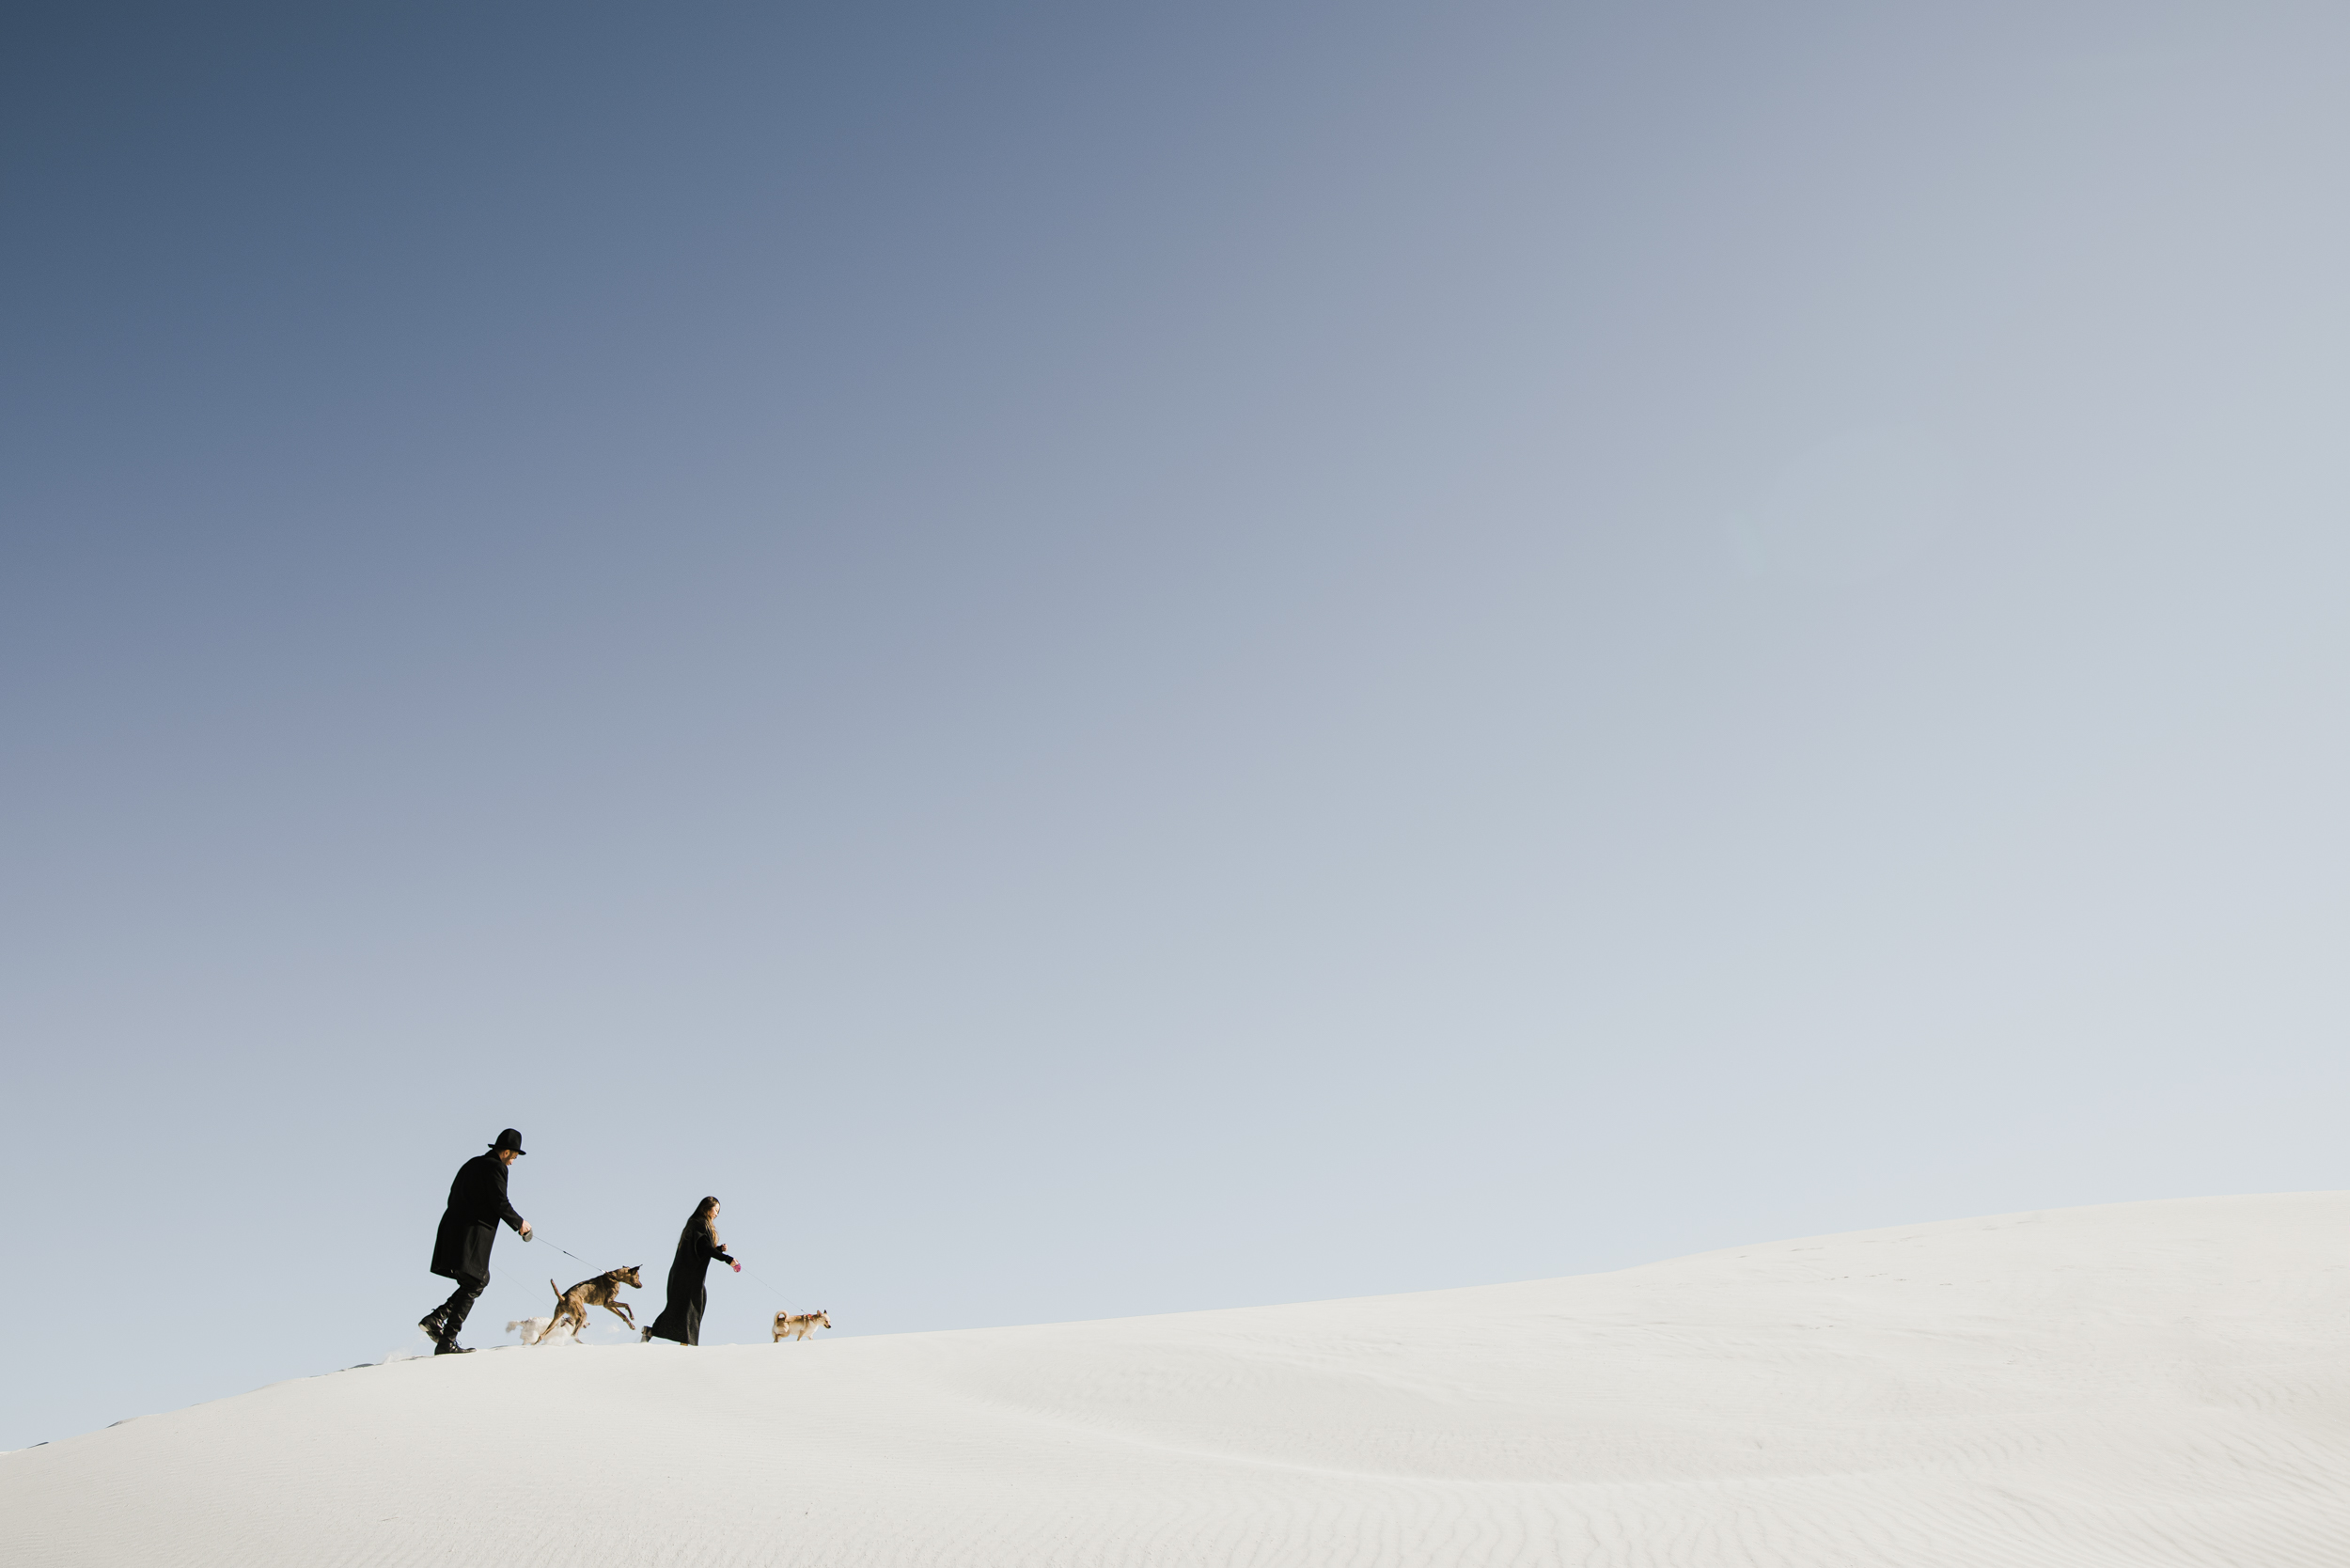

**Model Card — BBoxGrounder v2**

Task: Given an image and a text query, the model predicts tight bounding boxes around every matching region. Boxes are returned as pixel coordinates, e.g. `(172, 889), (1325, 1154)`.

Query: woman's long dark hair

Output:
(680, 1195), (721, 1251)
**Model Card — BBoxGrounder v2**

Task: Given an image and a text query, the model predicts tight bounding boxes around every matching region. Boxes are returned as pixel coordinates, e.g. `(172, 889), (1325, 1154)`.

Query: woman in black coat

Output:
(644, 1195), (736, 1345)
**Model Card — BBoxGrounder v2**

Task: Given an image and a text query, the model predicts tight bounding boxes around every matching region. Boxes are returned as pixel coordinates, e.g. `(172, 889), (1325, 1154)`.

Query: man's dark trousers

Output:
(426, 1272), (488, 1339)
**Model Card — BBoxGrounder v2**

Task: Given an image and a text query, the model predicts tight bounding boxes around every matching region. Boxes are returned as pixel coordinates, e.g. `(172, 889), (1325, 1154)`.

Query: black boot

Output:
(428, 1273), (486, 1355)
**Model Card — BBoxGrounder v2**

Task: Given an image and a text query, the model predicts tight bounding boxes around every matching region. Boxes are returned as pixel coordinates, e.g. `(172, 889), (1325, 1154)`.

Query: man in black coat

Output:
(419, 1128), (532, 1354)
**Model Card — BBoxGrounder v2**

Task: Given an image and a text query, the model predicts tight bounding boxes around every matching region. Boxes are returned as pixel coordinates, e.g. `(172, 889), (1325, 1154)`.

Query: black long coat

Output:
(646, 1226), (734, 1345)
(430, 1152), (525, 1282)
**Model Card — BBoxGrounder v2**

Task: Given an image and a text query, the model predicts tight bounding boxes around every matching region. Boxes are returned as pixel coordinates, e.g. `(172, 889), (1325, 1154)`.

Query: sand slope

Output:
(9, 1195), (2350, 1567)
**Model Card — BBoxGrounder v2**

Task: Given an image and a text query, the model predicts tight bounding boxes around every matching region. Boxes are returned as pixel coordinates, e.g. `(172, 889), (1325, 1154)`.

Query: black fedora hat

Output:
(489, 1128), (526, 1155)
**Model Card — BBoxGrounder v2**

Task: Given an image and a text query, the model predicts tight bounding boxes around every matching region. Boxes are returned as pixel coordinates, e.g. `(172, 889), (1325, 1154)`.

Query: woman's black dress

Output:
(647, 1227), (735, 1345)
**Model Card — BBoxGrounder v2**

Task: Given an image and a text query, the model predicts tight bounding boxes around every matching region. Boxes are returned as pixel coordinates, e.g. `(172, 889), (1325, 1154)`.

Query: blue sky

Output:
(7, 1), (2349, 1451)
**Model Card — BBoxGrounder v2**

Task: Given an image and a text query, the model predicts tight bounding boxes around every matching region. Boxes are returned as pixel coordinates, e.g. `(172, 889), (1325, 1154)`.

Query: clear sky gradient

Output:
(6, 2), (2348, 1450)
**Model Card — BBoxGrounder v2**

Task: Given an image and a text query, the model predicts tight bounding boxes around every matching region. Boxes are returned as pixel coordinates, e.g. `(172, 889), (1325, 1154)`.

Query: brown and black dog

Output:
(544, 1266), (645, 1341)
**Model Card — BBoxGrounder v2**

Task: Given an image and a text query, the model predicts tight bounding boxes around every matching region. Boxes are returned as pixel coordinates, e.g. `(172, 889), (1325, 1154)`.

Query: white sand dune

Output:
(10, 1195), (2350, 1566)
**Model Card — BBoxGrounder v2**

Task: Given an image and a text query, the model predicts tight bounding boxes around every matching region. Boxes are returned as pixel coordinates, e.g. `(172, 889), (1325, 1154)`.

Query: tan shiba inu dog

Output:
(773, 1309), (832, 1341)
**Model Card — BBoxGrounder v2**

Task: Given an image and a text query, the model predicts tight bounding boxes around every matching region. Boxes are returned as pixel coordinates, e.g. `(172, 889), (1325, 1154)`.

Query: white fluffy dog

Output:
(508, 1316), (573, 1346)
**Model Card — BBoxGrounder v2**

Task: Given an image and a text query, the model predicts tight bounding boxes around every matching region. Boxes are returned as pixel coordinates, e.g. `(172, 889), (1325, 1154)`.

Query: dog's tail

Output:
(551, 1278), (563, 1303)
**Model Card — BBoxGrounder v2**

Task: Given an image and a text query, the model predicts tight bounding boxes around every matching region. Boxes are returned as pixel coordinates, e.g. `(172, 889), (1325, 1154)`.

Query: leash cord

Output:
(735, 1260), (788, 1295)
(525, 1228), (599, 1268)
